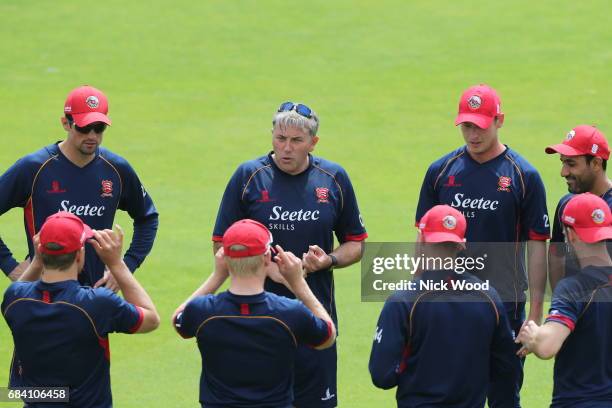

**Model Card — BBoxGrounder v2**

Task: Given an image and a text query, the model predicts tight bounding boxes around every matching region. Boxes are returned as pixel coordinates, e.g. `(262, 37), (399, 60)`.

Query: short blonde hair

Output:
(225, 245), (265, 276)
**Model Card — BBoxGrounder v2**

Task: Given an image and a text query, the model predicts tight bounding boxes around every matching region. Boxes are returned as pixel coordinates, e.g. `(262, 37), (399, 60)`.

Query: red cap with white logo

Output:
(64, 85), (112, 127)
(545, 125), (609, 160)
(39, 212), (94, 255)
(223, 219), (273, 258)
(455, 84), (502, 129)
(561, 193), (612, 243)
(418, 205), (467, 243)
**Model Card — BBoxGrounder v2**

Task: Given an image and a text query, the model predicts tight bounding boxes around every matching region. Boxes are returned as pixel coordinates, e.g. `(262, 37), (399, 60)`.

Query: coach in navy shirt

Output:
(416, 84), (549, 407)
(2, 211), (160, 407)
(517, 193), (612, 407)
(211, 102), (366, 407)
(0, 85), (158, 289)
(370, 205), (517, 407)
(174, 219), (336, 408)
(545, 125), (612, 288)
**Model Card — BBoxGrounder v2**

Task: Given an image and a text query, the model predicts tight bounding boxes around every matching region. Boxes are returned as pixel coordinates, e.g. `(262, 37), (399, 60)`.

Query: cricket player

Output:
(210, 102), (367, 407)
(174, 219), (336, 408)
(0, 85), (159, 290)
(545, 125), (612, 289)
(416, 84), (549, 406)
(2, 212), (159, 407)
(516, 193), (612, 407)
(370, 205), (518, 407)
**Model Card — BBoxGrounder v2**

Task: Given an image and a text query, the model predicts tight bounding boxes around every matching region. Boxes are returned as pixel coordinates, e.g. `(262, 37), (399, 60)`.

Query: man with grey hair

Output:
(210, 102), (367, 407)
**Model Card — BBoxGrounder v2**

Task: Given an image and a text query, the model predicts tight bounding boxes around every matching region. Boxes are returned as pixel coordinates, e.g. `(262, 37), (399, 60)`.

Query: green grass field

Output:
(1, 1), (610, 406)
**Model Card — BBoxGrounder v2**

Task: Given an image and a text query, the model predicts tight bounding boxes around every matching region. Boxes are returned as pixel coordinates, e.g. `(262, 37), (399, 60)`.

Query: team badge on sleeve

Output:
(497, 176), (512, 192)
(101, 180), (113, 197)
(315, 187), (329, 203)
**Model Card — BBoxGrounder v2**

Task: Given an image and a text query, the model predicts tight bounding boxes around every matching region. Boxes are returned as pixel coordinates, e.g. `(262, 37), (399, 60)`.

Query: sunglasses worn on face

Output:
(277, 102), (313, 119)
(68, 119), (107, 134)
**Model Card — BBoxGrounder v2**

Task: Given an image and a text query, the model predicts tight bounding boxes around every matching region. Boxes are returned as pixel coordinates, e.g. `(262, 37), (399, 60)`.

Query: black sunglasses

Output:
(68, 119), (107, 134)
(277, 102), (313, 119)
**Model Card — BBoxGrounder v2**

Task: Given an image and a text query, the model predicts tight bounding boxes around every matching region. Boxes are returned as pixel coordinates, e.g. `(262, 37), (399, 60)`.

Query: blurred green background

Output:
(1, 1), (610, 406)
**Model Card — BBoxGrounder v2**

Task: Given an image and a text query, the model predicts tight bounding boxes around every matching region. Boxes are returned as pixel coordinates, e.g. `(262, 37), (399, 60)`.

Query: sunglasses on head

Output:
(68, 119), (107, 134)
(277, 102), (313, 119)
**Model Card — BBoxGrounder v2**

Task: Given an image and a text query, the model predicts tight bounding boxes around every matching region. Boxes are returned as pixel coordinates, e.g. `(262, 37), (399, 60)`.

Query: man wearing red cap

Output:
(545, 125), (612, 289)
(173, 219), (336, 408)
(1, 211), (159, 406)
(0, 85), (159, 290)
(211, 102), (367, 407)
(516, 193), (612, 407)
(370, 205), (518, 408)
(416, 84), (549, 406)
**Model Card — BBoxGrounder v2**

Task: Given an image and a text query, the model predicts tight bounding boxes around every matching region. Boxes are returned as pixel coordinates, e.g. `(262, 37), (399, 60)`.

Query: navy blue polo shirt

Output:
(551, 190), (612, 277)
(369, 270), (518, 408)
(0, 143), (159, 285)
(175, 290), (332, 408)
(416, 146), (550, 301)
(2, 279), (144, 408)
(212, 153), (367, 324)
(545, 266), (612, 407)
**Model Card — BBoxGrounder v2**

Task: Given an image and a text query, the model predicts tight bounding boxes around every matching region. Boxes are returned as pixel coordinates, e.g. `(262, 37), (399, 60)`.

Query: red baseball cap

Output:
(455, 84), (502, 129)
(545, 125), (609, 160)
(561, 193), (612, 243)
(64, 85), (112, 127)
(39, 212), (94, 255)
(223, 219), (273, 258)
(418, 205), (467, 243)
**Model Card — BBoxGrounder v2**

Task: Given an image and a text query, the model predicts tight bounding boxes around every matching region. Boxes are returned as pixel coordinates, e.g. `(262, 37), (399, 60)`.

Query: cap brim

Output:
(544, 144), (584, 156)
(572, 226), (612, 243)
(454, 113), (493, 129)
(422, 231), (465, 243)
(72, 112), (112, 127)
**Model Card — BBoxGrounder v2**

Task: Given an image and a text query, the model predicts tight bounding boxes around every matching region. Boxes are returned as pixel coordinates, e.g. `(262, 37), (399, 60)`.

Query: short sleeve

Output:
(97, 289), (144, 335)
(520, 170), (550, 240)
(545, 279), (584, 331)
(334, 168), (367, 243)
(174, 297), (209, 339)
(291, 302), (332, 347)
(415, 164), (439, 226)
(212, 166), (248, 241)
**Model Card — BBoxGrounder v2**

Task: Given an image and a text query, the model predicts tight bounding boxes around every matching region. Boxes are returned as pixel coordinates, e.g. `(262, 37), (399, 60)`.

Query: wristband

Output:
(328, 254), (338, 270)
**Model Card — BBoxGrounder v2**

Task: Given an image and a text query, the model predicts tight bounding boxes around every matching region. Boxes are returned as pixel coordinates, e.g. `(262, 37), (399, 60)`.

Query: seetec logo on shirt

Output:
(268, 205), (320, 231)
(60, 200), (105, 217)
(450, 193), (500, 218)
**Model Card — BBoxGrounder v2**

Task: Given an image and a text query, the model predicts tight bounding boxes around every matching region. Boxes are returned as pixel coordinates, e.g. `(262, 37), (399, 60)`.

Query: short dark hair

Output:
(585, 155), (607, 171)
(40, 243), (77, 270)
(65, 114), (74, 124)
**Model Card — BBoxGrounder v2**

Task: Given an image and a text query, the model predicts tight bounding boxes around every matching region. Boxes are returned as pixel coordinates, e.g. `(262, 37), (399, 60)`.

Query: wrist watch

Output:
(328, 254), (338, 270)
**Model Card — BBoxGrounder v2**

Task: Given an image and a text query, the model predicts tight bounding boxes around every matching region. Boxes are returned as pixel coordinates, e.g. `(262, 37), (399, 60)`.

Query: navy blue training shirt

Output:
(2, 279), (144, 407)
(0, 143), (159, 285)
(175, 290), (332, 408)
(212, 153), (367, 324)
(416, 146), (550, 301)
(369, 270), (518, 408)
(551, 190), (612, 278)
(545, 266), (612, 407)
